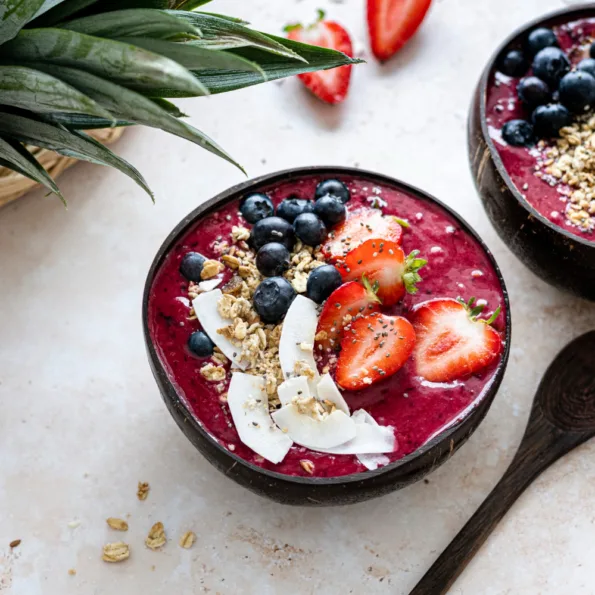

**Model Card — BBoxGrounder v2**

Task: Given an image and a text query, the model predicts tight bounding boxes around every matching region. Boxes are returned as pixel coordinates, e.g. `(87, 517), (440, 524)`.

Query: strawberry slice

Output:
(410, 297), (503, 383)
(338, 239), (426, 306)
(315, 279), (382, 353)
(286, 10), (353, 104)
(321, 209), (405, 262)
(367, 0), (433, 61)
(336, 313), (416, 390)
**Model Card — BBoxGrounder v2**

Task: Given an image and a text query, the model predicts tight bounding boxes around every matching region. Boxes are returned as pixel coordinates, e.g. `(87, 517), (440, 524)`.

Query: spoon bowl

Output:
(410, 331), (595, 594)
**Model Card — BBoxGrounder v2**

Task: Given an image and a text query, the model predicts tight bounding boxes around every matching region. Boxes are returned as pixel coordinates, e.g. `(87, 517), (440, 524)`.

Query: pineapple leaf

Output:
(199, 14), (249, 26)
(61, 9), (201, 40)
(0, 135), (65, 202)
(169, 11), (305, 60)
(120, 37), (263, 77)
(190, 35), (363, 95)
(32, 64), (243, 172)
(40, 113), (133, 129)
(0, 112), (154, 199)
(171, 0), (213, 9)
(150, 97), (188, 117)
(30, 0), (97, 27)
(0, 65), (114, 121)
(0, 28), (207, 96)
(0, 0), (45, 44)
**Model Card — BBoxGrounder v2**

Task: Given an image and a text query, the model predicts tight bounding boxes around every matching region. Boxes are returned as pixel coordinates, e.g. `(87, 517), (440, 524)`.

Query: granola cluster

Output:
(190, 225), (326, 402)
(538, 116), (595, 232)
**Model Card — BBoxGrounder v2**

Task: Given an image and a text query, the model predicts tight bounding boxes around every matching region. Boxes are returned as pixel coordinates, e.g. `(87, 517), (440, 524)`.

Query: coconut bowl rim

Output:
(142, 165), (512, 489)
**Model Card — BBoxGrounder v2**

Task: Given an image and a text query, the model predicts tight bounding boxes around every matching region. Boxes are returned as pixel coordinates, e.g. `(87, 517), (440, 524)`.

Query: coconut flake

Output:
(192, 289), (247, 370)
(198, 277), (222, 292)
(277, 376), (311, 407)
(279, 296), (320, 393)
(227, 373), (292, 464)
(351, 409), (395, 470)
(271, 405), (356, 450)
(317, 374), (350, 415)
(314, 420), (395, 455)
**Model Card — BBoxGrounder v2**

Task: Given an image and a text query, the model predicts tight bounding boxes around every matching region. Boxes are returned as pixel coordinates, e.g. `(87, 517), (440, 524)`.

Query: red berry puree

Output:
(147, 174), (507, 478)
(486, 17), (595, 241)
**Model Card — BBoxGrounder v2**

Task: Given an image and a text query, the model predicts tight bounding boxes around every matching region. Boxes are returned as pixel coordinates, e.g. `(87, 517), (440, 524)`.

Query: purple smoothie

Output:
(486, 17), (595, 241)
(147, 174), (507, 478)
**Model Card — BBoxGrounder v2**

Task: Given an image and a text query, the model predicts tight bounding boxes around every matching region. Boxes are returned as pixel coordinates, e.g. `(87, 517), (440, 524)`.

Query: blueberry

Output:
(502, 120), (535, 147)
(276, 197), (314, 223)
(517, 76), (551, 108)
(250, 217), (295, 251)
(306, 265), (343, 304)
(180, 252), (206, 281)
(526, 28), (559, 56)
(253, 277), (296, 324)
(240, 193), (274, 224)
(293, 213), (327, 246)
(532, 103), (572, 138)
(315, 179), (350, 204)
(578, 58), (595, 79)
(188, 331), (215, 357)
(499, 50), (528, 77)
(314, 196), (346, 227)
(532, 47), (570, 88)
(559, 70), (595, 113)
(256, 242), (290, 277)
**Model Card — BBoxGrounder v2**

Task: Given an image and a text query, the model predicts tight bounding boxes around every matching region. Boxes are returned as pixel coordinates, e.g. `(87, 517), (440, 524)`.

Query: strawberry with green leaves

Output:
(411, 297), (503, 383)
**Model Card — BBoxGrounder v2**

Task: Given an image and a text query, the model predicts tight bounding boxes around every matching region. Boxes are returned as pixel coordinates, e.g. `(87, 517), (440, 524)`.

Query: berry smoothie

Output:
(486, 17), (595, 239)
(147, 173), (507, 478)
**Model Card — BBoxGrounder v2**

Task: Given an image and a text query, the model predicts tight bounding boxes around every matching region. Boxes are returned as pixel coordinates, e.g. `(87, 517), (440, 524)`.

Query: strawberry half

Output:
(286, 10), (353, 105)
(336, 313), (416, 390)
(338, 239), (426, 306)
(315, 279), (382, 353)
(321, 209), (405, 262)
(410, 297), (503, 383)
(367, 0), (433, 61)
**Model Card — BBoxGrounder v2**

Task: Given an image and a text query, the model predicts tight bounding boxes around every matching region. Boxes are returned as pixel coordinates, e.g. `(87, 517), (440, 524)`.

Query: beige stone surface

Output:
(1, 1), (595, 593)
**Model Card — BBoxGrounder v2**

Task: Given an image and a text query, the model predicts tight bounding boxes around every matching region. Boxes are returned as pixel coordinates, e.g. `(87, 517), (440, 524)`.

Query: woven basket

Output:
(0, 127), (125, 208)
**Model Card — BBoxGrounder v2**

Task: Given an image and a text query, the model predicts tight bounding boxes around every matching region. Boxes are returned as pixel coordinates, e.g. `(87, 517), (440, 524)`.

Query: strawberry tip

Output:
(403, 250), (427, 295)
(361, 274), (382, 304)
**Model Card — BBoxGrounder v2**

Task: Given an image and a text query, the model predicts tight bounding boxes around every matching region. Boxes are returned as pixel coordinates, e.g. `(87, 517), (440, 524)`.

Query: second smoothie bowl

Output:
(143, 167), (511, 506)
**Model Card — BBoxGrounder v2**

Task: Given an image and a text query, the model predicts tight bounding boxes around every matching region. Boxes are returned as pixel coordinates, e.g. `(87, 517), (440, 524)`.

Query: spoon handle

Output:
(409, 410), (587, 595)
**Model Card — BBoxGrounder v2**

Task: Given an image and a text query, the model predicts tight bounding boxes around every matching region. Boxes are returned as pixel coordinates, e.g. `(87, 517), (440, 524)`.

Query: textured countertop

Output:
(2, 0), (595, 593)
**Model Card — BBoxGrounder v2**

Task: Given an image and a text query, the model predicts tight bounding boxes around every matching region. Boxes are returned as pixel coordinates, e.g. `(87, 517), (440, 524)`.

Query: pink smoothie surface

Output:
(486, 17), (595, 242)
(147, 173), (507, 478)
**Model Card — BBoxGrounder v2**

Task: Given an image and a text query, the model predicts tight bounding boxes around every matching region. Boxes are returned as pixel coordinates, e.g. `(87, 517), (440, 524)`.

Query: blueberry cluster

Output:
(240, 179), (349, 322)
(498, 27), (595, 146)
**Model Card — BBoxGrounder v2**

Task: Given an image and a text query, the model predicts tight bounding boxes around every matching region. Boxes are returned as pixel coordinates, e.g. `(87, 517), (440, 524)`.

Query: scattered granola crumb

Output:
(145, 522), (167, 551)
(137, 481), (150, 501)
(201, 259), (225, 280)
(102, 542), (130, 563)
(200, 363), (226, 382)
(179, 531), (196, 549)
(68, 569), (76, 576)
(151, 565), (156, 571)
(106, 518), (129, 531)
(231, 225), (251, 242)
(300, 460), (315, 474)
(9, 539), (21, 549)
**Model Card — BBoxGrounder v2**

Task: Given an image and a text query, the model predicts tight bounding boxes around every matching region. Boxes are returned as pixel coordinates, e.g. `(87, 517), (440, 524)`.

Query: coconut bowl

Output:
(142, 166), (511, 506)
(469, 4), (595, 301)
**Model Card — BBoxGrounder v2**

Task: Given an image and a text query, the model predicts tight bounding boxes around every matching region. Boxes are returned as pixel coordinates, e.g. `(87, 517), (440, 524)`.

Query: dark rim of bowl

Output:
(477, 3), (595, 248)
(142, 166), (512, 486)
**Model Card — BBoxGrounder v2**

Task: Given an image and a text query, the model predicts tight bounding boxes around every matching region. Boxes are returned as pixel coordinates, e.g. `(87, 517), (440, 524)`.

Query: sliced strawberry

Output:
(315, 279), (382, 353)
(411, 297), (503, 383)
(286, 11), (353, 104)
(336, 313), (416, 390)
(338, 239), (426, 306)
(367, 0), (433, 61)
(321, 209), (405, 262)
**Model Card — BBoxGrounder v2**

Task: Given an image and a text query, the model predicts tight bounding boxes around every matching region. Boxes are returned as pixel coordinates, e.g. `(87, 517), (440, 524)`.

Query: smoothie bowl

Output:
(143, 167), (511, 505)
(470, 5), (595, 300)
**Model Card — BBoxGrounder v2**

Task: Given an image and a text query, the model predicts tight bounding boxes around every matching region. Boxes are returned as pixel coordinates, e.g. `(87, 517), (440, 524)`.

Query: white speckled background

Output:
(2, 0), (595, 593)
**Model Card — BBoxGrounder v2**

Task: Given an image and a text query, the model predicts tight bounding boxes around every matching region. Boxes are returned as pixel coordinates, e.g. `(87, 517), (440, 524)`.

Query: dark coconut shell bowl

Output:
(469, 5), (595, 301)
(143, 167), (511, 506)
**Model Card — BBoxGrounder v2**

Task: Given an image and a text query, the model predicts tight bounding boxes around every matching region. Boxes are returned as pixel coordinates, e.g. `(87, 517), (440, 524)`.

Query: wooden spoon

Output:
(410, 331), (595, 595)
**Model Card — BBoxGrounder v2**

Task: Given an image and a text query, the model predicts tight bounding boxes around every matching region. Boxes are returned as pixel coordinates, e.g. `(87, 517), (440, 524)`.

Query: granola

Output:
(106, 518), (128, 531)
(137, 481), (150, 501)
(102, 542), (130, 563)
(179, 531), (196, 549)
(145, 522), (167, 550)
(200, 363), (226, 382)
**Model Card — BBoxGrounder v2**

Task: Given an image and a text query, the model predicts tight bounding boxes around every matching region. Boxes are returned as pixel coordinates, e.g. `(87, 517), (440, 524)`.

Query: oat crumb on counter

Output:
(137, 481), (150, 501)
